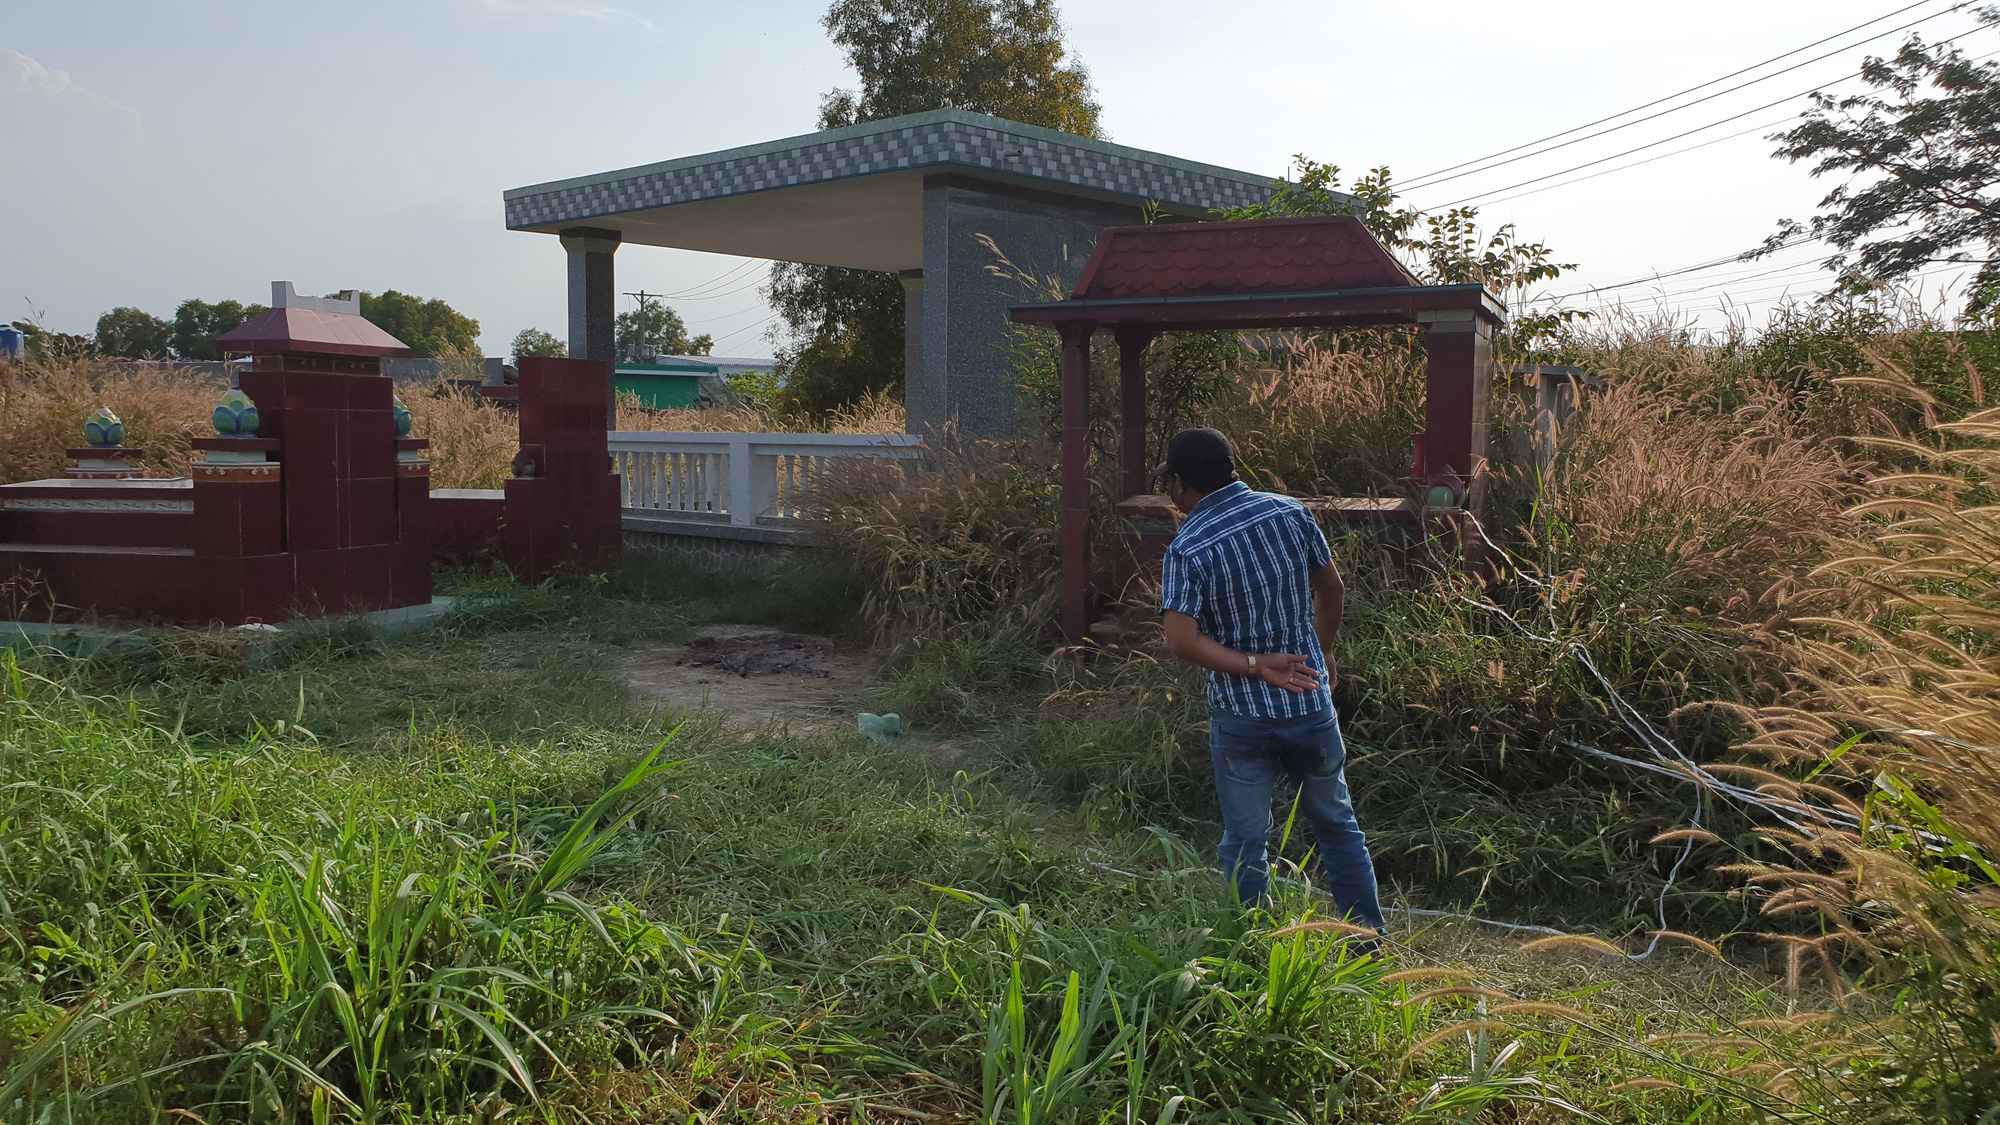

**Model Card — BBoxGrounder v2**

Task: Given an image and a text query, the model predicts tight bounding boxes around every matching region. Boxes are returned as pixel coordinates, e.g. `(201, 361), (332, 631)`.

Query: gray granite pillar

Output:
(898, 269), (926, 435)
(560, 226), (621, 426)
(917, 175), (1143, 436)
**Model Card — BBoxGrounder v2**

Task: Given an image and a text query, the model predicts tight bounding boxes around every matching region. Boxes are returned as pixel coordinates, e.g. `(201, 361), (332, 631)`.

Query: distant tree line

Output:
(44, 290), (483, 362)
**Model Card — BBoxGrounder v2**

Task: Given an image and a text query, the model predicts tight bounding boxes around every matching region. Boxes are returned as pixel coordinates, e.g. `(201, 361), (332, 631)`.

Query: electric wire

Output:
(1434, 513), (1865, 960)
(659, 273), (772, 302)
(1529, 233), (1824, 305)
(1466, 114), (1799, 210)
(643, 258), (767, 300)
(1422, 29), (1983, 212)
(1563, 259), (1968, 313)
(1401, 0), (1974, 193)
(707, 313), (779, 349)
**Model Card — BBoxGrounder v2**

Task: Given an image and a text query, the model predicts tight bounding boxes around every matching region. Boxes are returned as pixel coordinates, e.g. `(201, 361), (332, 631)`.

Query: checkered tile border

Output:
(505, 118), (1274, 229)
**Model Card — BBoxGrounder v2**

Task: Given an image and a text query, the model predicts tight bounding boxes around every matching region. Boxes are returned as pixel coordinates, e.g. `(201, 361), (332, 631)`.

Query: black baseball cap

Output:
(1153, 427), (1239, 492)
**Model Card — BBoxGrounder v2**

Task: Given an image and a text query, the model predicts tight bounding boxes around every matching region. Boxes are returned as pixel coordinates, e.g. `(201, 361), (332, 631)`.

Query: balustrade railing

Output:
(609, 431), (923, 527)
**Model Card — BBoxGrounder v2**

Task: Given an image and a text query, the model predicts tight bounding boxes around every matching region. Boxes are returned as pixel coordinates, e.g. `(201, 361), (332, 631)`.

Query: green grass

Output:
(0, 560), (1877, 1123)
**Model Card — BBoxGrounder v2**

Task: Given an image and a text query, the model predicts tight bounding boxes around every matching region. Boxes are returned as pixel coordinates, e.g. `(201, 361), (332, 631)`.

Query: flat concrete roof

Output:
(503, 109), (1277, 272)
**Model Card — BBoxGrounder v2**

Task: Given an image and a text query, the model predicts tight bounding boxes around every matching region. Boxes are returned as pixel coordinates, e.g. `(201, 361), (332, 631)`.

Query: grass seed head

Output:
(1519, 934), (1627, 958)
(1649, 930), (1724, 958)
(1401, 1020), (1510, 1062)
(1381, 967), (1477, 985)
(1399, 986), (1513, 1007)
(1649, 828), (1723, 847)
(1268, 919), (1378, 939)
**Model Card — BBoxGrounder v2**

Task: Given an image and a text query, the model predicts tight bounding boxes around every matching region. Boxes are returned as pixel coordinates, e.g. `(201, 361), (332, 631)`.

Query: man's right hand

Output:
(1256, 652), (1322, 694)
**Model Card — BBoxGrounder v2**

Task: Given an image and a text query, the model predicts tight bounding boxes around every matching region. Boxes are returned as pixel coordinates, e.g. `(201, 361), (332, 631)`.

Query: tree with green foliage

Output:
(510, 327), (567, 360)
(173, 298), (265, 361)
(1221, 157), (1579, 348)
(768, 0), (1102, 416)
(94, 307), (174, 359)
(358, 291), (479, 357)
(614, 295), (713, 361)
(1757, 12), (2000, 321)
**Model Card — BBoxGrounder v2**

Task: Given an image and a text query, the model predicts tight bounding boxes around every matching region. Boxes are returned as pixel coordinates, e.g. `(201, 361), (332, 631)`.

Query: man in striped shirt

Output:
(1157, 427), (1384, 931)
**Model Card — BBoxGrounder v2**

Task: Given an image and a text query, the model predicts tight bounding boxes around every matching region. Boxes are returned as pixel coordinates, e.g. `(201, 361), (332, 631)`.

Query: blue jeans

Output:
(1209, 706), (1384, 930)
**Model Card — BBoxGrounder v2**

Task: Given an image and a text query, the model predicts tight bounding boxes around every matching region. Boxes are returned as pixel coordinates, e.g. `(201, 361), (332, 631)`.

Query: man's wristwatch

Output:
(1245, 653), (1258, 675)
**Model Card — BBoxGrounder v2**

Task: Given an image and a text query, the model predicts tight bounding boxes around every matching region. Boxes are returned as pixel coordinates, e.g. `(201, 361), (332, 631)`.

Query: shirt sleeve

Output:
(1300, 506), (1333, 570)
(1160, 545), (1205, 619)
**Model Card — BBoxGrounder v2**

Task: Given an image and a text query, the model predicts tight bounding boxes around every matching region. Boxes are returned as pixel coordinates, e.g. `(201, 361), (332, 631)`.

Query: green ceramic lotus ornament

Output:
(83, 406), (124, 447)
(211, 388), (259, 436)
(392, 395), (413, 438)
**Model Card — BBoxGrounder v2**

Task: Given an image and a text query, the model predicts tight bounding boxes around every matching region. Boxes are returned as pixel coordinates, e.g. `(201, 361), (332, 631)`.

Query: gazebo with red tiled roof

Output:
(1008, 215), (1506, 641)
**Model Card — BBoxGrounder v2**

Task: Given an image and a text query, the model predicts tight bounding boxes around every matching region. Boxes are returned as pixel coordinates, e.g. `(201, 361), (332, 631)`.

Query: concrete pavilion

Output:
(504, 109), (1278, 434)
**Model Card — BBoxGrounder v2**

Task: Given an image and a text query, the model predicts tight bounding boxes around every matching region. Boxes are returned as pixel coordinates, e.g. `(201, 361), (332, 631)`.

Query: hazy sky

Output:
(5, 0), (1990, 355)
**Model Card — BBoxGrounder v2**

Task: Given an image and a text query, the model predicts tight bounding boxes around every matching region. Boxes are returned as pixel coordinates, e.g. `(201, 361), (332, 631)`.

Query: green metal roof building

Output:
(614, 361), (715, 409)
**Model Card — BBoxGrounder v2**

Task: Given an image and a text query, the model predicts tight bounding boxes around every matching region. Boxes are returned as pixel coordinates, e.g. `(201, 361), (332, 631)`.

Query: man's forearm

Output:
(1312, 565), (1345, 652)
(1315, 590), (1342, 651)
(1172, 628), (1258, 676)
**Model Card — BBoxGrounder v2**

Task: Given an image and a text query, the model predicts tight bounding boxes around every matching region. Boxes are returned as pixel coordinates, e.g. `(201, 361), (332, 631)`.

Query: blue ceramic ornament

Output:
(211, 388), (259, 436)
(83, 406), (124, 448)
(392, 395), (413, 437)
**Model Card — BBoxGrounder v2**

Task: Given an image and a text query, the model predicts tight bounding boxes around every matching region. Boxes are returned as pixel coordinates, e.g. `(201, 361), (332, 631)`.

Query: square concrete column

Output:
(560, 226), (621, 427)
(898, 269), (926, 434)
(918, 175), (1144, 436)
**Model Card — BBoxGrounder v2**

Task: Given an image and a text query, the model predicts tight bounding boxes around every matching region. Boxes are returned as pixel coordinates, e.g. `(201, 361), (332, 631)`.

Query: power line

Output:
(1401, 0), (1942, 191)
(1468, 114), (1798, 210)
(708, 313), (779, 349)
(1400, 0), (1971, 192)
(1527, 240), (1831, 304)
(666, 274), (774, 302)
(1421, 27), (1985, 212)
(636, 258), (769, 302)
(1564, 259), (1968, 312)
(1530, 234), (1823, 304)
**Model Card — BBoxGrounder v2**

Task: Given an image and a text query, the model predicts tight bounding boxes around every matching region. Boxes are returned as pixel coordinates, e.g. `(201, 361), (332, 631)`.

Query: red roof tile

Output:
(215, 307), (412, 358)
(1071, 215), (1416, 300)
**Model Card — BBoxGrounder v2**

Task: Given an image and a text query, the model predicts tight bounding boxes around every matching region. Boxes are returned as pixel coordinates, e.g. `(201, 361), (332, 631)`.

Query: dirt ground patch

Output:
(623, 625), (873, 734)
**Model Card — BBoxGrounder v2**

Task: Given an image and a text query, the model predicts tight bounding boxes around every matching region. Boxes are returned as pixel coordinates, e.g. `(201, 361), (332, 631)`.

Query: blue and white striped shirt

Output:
(1160, 482), (1334, 719)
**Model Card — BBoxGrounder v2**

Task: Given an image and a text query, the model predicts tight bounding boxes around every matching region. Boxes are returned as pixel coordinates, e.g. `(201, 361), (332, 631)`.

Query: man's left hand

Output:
(1256, 652), (1323, 694)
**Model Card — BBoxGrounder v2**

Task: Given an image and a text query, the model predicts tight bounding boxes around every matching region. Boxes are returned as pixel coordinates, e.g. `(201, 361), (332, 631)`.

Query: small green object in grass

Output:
(858, 712), (902, 740)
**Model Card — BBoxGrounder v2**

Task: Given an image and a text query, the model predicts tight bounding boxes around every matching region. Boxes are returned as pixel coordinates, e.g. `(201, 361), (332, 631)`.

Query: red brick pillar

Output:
(504, 356), (622, 579)
(190, 437), (284, 622)
(1421, 313), (1493, 507)
(393, 438), (433, 608)
(239, 352), (399, 613)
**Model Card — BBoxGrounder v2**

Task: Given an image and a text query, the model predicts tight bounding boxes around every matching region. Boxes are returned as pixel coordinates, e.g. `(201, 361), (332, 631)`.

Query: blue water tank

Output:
(0, 326), (23, 361)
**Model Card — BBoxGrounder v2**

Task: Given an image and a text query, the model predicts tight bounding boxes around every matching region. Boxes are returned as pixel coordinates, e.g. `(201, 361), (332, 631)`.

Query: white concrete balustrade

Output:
(609, 431), (923, 527)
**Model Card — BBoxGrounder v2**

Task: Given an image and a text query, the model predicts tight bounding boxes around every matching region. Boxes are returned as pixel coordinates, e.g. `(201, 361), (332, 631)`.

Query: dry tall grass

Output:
(1529, 379), (1858, 616)
(1719, 404), (2000, 1109)
(613, 387), (904, 434)
(0, 356), (904, 492)
(0, 352), (222, 483)
(406, 386), (516, 489)
(803, 432), (1059, 642)
(1218, 334), (1427, 497)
